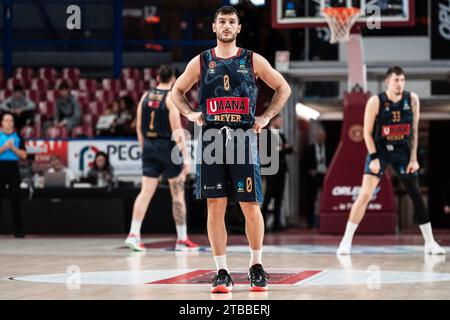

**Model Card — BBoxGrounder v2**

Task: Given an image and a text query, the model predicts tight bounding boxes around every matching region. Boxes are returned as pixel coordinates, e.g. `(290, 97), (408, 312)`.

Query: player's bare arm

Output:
(135, 93), (147, 150)
(252, 52), (291, 133)
(170, 55), (204, 126)
(407, 92), (420, 173)
(167, 95), (191, 174)
(363, 95), (380, 174)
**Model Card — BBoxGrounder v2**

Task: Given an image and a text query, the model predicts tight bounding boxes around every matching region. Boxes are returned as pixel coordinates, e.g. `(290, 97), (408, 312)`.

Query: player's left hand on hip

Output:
(406, 160), (420, 174)
(253, 115), (270, 134)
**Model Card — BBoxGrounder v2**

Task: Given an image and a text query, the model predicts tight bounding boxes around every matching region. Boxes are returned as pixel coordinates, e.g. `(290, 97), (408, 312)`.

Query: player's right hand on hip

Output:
(369, 159), (381, 174)
(187, 112), (205, 126)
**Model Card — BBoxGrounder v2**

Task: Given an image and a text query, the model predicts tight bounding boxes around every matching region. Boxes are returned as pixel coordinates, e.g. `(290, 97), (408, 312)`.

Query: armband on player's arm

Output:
(369, 152), (379, 161)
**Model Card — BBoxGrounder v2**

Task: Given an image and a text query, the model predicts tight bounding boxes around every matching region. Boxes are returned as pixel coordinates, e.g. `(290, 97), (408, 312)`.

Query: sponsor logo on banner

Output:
(68, 140), (142, 176)
(25, 140), (68, 166)
(438, 0), (450, 41)
(206, 97), (250, 115)
(348, 124), (364, 142)
(332, 185), (381, 201)
(330, 185), (382, 211)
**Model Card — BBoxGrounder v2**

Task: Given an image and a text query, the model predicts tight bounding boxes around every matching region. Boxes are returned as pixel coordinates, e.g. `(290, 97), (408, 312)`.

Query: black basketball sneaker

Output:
(248, 264), (270, 292)
(211, 269), (234, 293)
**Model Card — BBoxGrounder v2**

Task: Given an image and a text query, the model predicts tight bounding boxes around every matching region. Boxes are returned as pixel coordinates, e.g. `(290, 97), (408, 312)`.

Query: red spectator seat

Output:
(146, 78), (158, 89)
(78, 78), (97, 92)
(6, 78), (25, 91)
(14, 68), (34, 83)
(33, 114), (42, 138)
(122, 68), (142, 80)
(122, 79), (145, 92)
(55, 78), (74, 90)
(102, 79), (122, 92)
(45, 90), (58, 102)
(119, 90), (141, 105)
(95, 90), (115, 106)
(62, 68), (80, 82)
(38, 68), (58, 84)
(87, 101), (106, 116)
(71, 126), (93, 138)
(38, 101), (56, 120)
(30, 78), (49, 91)
(83, 114), (99, 131)
(143, 68), (154, 81)
(26, 90), (42, 103)
(46, 125), (68, 139)
(20, 125), (37, 139)
(0, 89), (12, 101)
(72, 91), (88, 111)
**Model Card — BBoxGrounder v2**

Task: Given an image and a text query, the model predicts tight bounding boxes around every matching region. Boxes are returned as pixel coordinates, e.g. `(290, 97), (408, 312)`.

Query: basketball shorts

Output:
(195, 126), (263, 203)
(142, 138), (182, 179)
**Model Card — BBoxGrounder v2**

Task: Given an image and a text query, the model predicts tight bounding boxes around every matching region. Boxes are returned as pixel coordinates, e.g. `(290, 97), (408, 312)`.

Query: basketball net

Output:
(322, 7), (361, 44)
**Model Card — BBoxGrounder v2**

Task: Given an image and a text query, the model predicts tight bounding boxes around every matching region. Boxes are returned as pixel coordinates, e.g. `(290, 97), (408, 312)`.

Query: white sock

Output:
(419, 222), (435, 244)
(176, 224), (187, 241)
(249, 248), (262, 267)
(342, 221), (358, 244)
(214, 255), (228, 272)
(129, 220), (142, 237)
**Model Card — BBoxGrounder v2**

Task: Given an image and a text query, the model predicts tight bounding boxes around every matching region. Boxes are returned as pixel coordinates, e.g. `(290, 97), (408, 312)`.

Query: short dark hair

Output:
(386, 66), (405, 79)
(1, 112), (15, 122)
(13, 84), (24, 93)
(214, 6), (239, 23)
(58, 81), (71, 90)
(158, 65), (174, 84)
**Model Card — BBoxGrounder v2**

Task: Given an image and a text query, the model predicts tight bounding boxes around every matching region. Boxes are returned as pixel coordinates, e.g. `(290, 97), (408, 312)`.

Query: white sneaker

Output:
(125, 234), (146, 252)
(424, 241), (446, 255)
(337, 241), (352, 255)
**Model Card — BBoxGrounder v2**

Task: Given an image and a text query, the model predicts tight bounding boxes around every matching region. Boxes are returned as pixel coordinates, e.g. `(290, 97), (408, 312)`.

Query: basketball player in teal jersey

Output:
(170, 6), (291, 293)
(337, 66), (445, 255)
(125, 66), (199, 252)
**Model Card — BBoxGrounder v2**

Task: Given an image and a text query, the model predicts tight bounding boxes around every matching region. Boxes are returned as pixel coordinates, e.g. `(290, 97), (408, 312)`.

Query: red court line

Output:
(147, 270), (211, 285)
(147, 270), (323, 285)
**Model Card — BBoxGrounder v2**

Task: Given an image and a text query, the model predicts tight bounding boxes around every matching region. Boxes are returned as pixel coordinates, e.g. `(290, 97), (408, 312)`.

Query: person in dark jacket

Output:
(262, 114), (294, 231)
(304, 129), (329, 229)
(55, 81), (81, 133)
(0, 112), (27, 237)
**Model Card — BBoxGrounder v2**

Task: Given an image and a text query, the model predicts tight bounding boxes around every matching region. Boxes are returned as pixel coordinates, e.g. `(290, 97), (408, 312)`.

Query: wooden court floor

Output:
(1, 231), (450, 300)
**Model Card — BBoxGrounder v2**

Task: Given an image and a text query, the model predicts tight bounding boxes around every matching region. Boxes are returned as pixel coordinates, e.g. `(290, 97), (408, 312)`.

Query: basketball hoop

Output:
(322, 7), (361, 44)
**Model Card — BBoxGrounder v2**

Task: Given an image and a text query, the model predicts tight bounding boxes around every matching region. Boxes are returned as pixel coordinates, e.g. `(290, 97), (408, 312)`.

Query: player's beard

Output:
(217, 32), (238, 43)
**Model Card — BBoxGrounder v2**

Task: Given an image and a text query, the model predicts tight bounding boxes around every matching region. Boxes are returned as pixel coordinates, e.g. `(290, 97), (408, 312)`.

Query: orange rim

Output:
(322, 7), (360, 20)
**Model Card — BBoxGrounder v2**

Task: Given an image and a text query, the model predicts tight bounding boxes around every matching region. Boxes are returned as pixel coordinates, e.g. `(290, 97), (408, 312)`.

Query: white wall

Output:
(339, 37), (431, 97)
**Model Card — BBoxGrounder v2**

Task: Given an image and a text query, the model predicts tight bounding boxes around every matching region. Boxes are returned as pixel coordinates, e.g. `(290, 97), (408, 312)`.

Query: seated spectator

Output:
(46, 155), (75, 188)
(87, 151), (114, 187)
(96, 99), (120, 137)
(0, 84), (36, 131)
(115, 96), (135, 136)
(55, 81), (81, 134)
